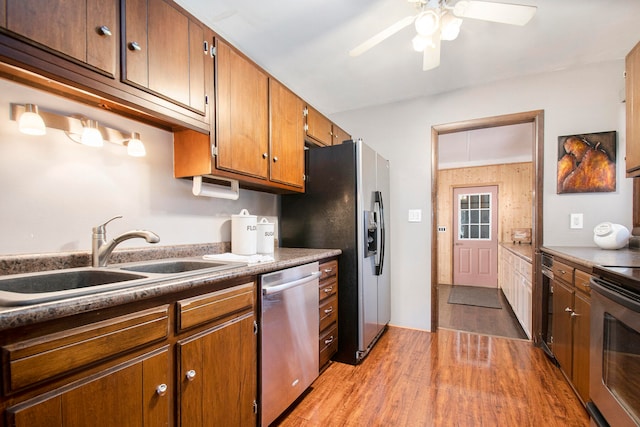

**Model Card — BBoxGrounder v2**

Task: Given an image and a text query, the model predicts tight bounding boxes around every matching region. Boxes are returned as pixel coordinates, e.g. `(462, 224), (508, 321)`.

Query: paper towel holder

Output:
(192, 175), (240, 200)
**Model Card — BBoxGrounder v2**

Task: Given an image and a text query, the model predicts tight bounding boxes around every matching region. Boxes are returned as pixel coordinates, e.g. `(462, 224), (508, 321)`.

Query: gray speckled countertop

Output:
(541, 246), (640, 269)
(0, 247), (341, 331)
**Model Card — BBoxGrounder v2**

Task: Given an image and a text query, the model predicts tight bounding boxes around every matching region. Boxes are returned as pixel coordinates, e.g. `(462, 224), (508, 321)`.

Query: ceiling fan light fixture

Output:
(414, 10), (439, 36)
(412, 34), (432, 52)
(440, 12), (462, 41)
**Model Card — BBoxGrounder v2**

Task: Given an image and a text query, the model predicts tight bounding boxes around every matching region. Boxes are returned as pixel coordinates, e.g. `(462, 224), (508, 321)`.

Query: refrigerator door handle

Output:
(374, 191), (385, 275)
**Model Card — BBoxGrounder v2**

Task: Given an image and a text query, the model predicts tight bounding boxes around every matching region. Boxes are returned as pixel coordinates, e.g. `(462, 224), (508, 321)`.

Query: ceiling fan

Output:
(349, 0), (537, 71)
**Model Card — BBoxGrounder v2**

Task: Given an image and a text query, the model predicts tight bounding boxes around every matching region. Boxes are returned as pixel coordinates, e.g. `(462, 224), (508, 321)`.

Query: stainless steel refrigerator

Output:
(280, 139), (390, 365)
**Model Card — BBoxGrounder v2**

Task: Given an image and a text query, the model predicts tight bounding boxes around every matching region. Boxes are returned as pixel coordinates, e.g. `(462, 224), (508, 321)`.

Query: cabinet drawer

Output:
(3, 305), (169, 393)
(574, 269), (592, 295)
(319, 324), (338, 369)
(319, 260), (338, 281)
(177, 282), (254, 332)
(319, 277), (337, 302)
(319, 295), (338, 333)
(551, 260), (573, 284)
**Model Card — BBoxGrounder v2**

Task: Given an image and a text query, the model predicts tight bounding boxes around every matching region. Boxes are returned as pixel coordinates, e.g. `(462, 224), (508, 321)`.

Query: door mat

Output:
(447, 285), (502, 309)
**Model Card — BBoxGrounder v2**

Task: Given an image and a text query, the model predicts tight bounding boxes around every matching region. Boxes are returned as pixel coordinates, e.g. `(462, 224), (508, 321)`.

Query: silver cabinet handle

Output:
(564, 307), (573, 314)
(323, 286), (333, 293)
(129, 41), (141, 51)
(324, 268), (333, 273)
(156, 384), (167, 396)
(262, 152), (268, 159)
(273, 156), (278, 162)
(98, 25), (112, 37)
(186, 369), (196, 381)
(324, 306), (333, 314)
(571, 312), (580, 318)
(324, 336), (334, 345)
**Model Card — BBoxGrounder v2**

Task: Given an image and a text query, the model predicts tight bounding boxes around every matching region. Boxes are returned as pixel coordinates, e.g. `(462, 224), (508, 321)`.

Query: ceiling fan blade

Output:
(349, 15), (416, 57)
(453, 1), (536, 26)
(423, 33), (441, 71)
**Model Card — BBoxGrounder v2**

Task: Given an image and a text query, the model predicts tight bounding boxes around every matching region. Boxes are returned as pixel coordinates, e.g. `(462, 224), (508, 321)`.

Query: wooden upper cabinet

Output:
(216, 39), (269, 180)
(270, 79), (305, 189)
(332, 123), (352, 145)
(3, 0), (117, 76)
(305, 105), (334, 146)
(626, 41), (640, 177)
(123, 0), (207, 114)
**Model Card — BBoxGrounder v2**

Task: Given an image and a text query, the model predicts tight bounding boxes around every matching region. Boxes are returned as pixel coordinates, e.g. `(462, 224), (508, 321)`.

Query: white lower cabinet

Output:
(498, 246), (532, 338)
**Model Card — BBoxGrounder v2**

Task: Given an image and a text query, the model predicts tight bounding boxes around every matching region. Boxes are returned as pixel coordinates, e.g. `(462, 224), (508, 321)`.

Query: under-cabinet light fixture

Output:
(9, 103), (146, 157)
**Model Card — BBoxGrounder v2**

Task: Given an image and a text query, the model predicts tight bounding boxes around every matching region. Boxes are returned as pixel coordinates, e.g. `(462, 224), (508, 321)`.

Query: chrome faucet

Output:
(92, 215), (160, 267)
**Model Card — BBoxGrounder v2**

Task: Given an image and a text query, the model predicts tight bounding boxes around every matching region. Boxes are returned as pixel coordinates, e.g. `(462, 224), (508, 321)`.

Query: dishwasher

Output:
(261, 262), (320, 427)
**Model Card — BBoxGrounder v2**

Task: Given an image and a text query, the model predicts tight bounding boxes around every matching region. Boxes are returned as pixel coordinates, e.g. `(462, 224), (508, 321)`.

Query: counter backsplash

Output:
(0, 242), (232, 276)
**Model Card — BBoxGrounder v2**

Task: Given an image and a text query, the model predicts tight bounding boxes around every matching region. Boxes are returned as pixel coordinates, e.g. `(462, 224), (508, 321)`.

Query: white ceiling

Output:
(175, 0), (640, 115)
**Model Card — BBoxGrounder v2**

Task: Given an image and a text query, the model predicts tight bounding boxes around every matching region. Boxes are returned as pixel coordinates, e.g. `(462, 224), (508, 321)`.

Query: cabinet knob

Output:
(324, 336), (334, 345)
(156, 384), (168, 396)
(570, 311), (580, 318)
(324, 306), (333, 314)
(185, 369), (197, 381)
(128, 41), (142, 51)
(323, 286), (333, 293)
(564, 307), (573, 313)
(273, 156), (278, 162)
(98, 25), (112, 37)
(324, 268), (333, 273)
(262, 152), (268, 159)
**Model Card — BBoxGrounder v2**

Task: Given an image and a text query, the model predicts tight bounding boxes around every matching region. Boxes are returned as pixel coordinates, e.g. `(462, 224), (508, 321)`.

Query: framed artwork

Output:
(557, 131), (616, 194)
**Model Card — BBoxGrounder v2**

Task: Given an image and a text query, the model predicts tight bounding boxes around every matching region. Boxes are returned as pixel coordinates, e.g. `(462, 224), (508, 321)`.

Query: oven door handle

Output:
(590, 277), (640, 312)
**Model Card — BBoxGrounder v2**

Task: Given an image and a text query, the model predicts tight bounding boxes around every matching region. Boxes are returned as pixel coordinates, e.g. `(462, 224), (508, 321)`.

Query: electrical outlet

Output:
(570, 213), (583, 229)
(408, 209), (422, 222)
(437, 226), (447, 232)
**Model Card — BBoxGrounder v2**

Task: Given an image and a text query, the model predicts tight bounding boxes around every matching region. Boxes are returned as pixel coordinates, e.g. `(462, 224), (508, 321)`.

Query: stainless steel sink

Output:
(0, 268), (152, 306)
(119, 259), (240, 274)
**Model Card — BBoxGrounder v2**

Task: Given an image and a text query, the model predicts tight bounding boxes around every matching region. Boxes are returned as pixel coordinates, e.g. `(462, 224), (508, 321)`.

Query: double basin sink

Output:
(0, 259), (246, 306)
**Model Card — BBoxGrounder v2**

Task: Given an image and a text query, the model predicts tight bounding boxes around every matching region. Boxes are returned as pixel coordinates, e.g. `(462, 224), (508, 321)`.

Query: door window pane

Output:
(458, 191), (492, 240)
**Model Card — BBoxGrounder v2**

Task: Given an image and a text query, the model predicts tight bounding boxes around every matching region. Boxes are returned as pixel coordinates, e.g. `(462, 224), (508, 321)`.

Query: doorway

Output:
(430, 111), (544, 342)
(453, 185), (498, 288)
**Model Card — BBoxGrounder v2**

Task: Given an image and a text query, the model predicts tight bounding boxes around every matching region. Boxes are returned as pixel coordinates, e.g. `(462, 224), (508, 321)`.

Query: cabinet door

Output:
(5, 0), (117, 76)
(551, 279), (574, 374)
(178, 314), (257, 426)
(572, 291), (591, 403)
(269, 79), (305, 188)
(305, 106), (333, 146)
(332, 124), (351, 145)
(7, 348), (170, 427)
(123, 0), (206, 113)
(216, 39), (269, 179)
(626, 41), (640, 176)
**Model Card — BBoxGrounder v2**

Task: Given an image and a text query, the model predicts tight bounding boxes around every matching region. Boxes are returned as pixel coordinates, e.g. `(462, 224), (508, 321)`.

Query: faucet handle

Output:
(93, 215), (123, 235)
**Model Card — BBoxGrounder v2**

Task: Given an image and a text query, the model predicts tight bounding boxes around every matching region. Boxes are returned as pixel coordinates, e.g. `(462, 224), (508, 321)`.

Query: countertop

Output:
(541, 246), (640, 269)
(0, 247), (341, 331)
(500, 243), (533, 263)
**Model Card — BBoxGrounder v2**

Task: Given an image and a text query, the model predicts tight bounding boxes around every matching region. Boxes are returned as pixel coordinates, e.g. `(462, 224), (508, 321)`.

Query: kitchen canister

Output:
(256, 218), (275, 254)
(231, 209), (257, 255)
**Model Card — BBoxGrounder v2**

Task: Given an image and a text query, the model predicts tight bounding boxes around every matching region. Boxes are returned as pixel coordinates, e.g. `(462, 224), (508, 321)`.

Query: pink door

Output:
(453, 186), (498, 288)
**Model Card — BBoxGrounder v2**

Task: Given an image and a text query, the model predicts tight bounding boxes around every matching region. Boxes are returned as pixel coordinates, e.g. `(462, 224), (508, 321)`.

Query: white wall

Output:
(331, 60), (633, 332)
(0, 79), (277, 255)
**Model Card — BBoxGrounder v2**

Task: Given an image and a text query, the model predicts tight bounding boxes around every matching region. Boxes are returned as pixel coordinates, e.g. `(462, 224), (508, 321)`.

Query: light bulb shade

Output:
(440, 13), (462, 41)
(412, 34), (431, 52)
(18, 104), (46, 136)
(81, 120), (103, 147)
(126, 132), (146, 157)
(415, 10), (439, 36)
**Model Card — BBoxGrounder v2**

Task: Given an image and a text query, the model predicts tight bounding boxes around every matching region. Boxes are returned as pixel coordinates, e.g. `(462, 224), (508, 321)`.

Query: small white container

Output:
(593, 222), (630, 250)
(256, 218), (275, 254)
(231, 209), (257, 255)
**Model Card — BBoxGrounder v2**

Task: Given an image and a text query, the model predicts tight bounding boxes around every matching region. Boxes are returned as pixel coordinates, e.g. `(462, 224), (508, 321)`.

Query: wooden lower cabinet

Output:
(178, 314), (257, 426)
(6, 347), (170, 427)
(318, 259), (338, 370)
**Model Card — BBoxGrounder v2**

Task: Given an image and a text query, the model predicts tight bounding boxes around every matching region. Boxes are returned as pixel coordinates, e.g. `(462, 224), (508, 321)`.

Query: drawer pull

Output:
(128, 41), (141, 51)
(323, 286), (333, 293)
(324, 306), (333, 314)
(570, 312), (580, 318)
(324, 336), (334, 345)
(156, 384), (168, 396)
(186, 369), (197, 381)
(98, 25), (112, 37)
(558, 269), (566, 275)
(324, 268), (333, 273)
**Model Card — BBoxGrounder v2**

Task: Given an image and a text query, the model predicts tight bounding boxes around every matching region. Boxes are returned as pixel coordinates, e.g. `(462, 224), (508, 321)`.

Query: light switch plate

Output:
(570, 213), (583, 229)
(408, 209), (422, 223)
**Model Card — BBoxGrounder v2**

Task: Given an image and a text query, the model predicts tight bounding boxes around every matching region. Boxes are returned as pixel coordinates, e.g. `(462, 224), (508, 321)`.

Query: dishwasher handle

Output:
(262, 271), (321, 295)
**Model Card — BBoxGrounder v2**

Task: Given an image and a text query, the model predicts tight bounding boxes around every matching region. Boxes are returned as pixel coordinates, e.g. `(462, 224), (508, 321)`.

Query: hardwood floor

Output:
(438, 284), (528, 340)
(275, 327), (588, 427)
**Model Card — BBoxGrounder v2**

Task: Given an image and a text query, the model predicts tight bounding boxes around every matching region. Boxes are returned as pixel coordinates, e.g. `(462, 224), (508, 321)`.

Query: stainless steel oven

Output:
(540, 253), (555, 360)
(589, 270), (640, 427)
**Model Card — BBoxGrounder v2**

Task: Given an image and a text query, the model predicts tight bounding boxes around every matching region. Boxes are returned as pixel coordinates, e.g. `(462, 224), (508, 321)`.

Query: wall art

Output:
(557, 131), (616, 194)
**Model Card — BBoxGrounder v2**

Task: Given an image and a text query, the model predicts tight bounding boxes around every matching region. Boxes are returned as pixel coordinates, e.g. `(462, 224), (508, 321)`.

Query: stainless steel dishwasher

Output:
(261, 262), (320, 427)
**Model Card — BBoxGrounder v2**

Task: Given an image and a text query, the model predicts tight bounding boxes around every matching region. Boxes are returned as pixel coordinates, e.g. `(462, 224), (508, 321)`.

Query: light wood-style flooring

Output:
(276, 327), (588, 426)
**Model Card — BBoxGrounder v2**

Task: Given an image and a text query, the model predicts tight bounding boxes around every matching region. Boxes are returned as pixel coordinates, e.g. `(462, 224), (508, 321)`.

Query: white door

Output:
(453, 186), (498, 288)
